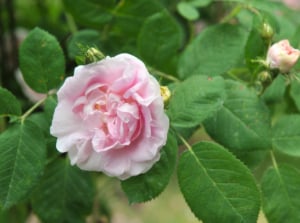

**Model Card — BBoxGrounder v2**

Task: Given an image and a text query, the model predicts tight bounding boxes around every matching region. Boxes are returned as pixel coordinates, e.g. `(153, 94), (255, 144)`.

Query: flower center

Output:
(72, 83), (142, 151)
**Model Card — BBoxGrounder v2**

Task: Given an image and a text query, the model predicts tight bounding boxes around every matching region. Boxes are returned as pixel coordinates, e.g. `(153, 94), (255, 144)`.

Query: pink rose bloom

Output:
(50, 53), (169, 180)
(283, 0), (300, 10)
(266, 39), (300, 73)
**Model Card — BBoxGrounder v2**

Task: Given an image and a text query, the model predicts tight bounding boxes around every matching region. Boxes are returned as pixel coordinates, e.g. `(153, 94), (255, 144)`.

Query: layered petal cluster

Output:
(50, 54), (169, 180)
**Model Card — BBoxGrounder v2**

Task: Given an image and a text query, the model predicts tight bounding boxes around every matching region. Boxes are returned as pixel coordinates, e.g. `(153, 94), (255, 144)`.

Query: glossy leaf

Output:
(261, 164), (300, 223)
(178, 24), (249, 78)
(31, 158), (94, 223)
(272, 115), (300, 157)
(204, 80), (271, 151)
(121, 132), (178, 203)
(0, 87), (21, 117)
(0, 121), (46, 210)
(19, 27), (65, 93)
(167, 75), (225, 128)
(178, 141), (260, 223)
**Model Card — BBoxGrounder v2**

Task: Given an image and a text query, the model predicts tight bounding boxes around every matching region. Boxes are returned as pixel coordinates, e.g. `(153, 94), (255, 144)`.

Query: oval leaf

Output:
(121, 132), (178, 203)
(204, 80), (271, 151)
(178, 141), (260, 223)
(167, 75), (225, 128)
(0, 87), (21, 117)
(19, 27), (65, 93)
(0, 121), (46, 210)
(31, 158), (94, 223)
(272, 115), (300, 157)
(178, 24), (249, 78)
(261, 164), (300, 223)
(177, 2), (199, 21)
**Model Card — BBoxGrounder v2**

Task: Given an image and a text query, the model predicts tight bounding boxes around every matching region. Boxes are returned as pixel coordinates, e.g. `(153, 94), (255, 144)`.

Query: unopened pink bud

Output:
(266, 39), (300, 73)
(283, 0), (300, 10)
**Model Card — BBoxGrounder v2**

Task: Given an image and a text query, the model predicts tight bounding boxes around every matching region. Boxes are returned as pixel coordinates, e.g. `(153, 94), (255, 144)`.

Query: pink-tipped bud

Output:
(283, 0), (300, 10)
(266, 39), (300, 73)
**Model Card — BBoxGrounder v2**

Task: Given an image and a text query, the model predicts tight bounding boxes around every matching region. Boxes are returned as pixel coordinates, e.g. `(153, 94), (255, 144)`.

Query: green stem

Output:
(65, 13), (78, 34)
(177, 133), (193, 152)
(148, 66), (180, 83)
(221, 4), (242, 23)
(244, 4), (261, 17)
(0, 117), (5, 133)
(20, 96), (48, 123)
(270, 150), (278, 170)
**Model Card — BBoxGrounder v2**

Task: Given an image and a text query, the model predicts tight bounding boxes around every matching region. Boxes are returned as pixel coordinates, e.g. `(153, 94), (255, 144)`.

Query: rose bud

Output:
(283, 0), (300, 10)
(50, 53), (169, 180)
(266, 39), (300, 73)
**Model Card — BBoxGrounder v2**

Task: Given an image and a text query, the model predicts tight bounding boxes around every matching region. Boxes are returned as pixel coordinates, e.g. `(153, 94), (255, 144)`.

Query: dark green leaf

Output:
(204, 80), (271, 151)
(178, 141), (260, 223)
(0, 204), (28, 223)
(0, 87), (21, 117)
(261, 164), (300, 223)
(167, 75), (225, 128)
(113, 0), (164, 36)
(272, 115), (300, 157)
(19, 27), (65, 93)
(31, 158), (94, 223)
(138, 11), (183, 68)
(0, 121), (46, 210)
(121, 132), (178, 203)
(178, 24), (249, 78)
(244, 17), (266, 72)
(63, 0), (114, 27)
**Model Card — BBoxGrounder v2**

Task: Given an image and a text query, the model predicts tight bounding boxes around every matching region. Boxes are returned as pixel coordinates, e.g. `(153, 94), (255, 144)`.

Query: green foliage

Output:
(138, 11), (183, 69)
(178, 141), (260, 223)
(19, 27), (65, 93)
(0, 87), (22, 117)
(121, 132), (178, 203)
(177, 2), (199, 21)
(63, 0), (114, 27)
(168, 75), (225, 128)
(31, 158), (94, 223)
(290, 80), (300, 111)
(204, 80), (271, 151)
(178, 24), (249, 78)
(0, 121), (46, 210)
(272, 115), (300, 157)
(261, 164), (300, 223)
(0, 204), (28, 223)
(67, 29), (102, 60)
(262, 75), (286, 103)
